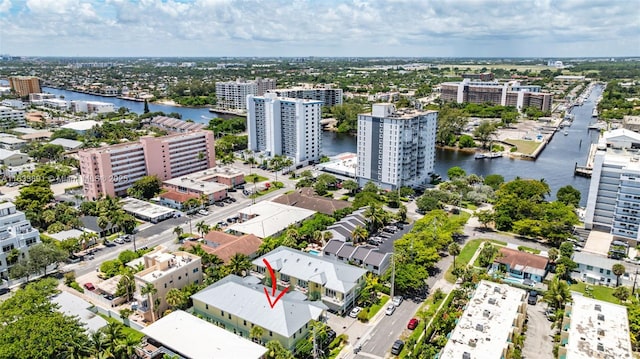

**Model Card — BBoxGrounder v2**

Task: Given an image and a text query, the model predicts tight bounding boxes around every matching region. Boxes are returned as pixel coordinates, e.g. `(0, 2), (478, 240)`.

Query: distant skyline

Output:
(1, 0), (638, 58)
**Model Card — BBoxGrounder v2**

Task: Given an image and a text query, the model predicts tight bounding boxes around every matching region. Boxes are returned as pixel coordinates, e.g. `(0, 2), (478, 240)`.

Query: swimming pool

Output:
(308, 250), (320, 256)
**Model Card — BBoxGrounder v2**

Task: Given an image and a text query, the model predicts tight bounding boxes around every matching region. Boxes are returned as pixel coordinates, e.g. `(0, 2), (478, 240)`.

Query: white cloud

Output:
(1, 0), (638, 56)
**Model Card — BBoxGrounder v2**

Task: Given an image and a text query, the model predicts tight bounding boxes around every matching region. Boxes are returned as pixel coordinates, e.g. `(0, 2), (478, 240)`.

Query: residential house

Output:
(191, 274), (326, 351)
(51, 291), (108, 333)
(79, 216), (118, 238)
(134, 246), (202, 322)
(182, 231), (262, 264)
(322, 240), (391, 275)
(49, 138), (83, 151)
(491, 247), (549, 283)
(272, 187), (351, 215)
(138, 310), (267, 359)
(0, 149), (29, 167)
(0, 136), (26, 150)
(158, 191), (200, 211)
(325, 208), (368, 241)
(252, 246), (367, 314)
(226, 201), (316, 239)
(571, 251), (634, 286)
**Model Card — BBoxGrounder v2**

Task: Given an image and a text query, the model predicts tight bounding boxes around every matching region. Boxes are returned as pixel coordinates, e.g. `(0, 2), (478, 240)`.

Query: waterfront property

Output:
(78, 130), (216, 199)
(191, 274), (326, 351)
(439, 281), (527, 359)
(133, 246), (202, 323)
(246, 93), (323, 166)
(215, 78), (276, 111)
(251, 246), (367, 314)
(357, 104), (437, 190)
(8, 76), (41, 97)
(490, 247), (549, 283)
(558, 294), (633, 359)
(440, 79), (553, 112)
(0, 202), (41, 280)
(268, 85), (343, 107)
(584, 129), (640, 245)
(139, 310), (267, 359)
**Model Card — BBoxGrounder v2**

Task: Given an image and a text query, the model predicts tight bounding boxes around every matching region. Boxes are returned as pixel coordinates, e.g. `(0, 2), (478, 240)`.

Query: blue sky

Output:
(1, 0), (638, 57)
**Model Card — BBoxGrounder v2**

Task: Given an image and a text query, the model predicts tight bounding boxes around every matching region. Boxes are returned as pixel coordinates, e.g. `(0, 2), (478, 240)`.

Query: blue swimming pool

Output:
(308, 250), (320, 256)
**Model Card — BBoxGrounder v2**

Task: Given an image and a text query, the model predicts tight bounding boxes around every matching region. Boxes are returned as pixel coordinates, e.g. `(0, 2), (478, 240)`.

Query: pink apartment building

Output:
(79, 131), (216, 199)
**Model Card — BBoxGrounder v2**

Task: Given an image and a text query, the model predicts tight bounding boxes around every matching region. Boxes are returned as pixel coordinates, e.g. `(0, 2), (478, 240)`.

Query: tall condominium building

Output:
(0, 106), (26, 130)
(79, 131), (216, 200)
(268, 86), (343, 107)
(246, 93), (322, 166)
(356, 104), (437, 190)
(215, 78), (276, 111)
(0, 202), (40, 280)
(584, 129), (640, 245)
(440, 79), (553, 112)
(8, 76), (41, 97)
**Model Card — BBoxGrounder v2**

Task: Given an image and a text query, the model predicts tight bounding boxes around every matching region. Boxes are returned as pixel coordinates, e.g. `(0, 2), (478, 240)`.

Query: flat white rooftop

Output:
(121, 197), (176, 220)
(228, 201), (316, 238)
(440, 280), (527, 359)
(565, 294), (632, 359)
(316, 152), (357, 178)
(61, 120), (102, 131)
(142, 310), (267, 359)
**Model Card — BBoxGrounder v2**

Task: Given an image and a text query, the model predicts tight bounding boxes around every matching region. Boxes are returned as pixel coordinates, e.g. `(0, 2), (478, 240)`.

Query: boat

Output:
(475, 152), (502, 159)
(564, 130), (569, 136)
(474, 153), (486, 159)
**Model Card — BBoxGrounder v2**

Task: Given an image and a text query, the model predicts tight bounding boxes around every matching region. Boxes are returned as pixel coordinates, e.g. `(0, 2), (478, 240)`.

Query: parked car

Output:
(229, 197), (237, 202)
(527, 290), (538, 305)
(391, 340), (404, 355)
(349, 307), (362, 318)
(84, 283), (96, 291)
(0, 287), (10, 295)
(214, 202), (225, 207)
(122, 235), (132, 242)
(114, 237), (125, 244)
(198, 209), (209, 215)
(407, 318), (419, 330)
(385, 304), (396, 316)
(392, 295), (403, 307)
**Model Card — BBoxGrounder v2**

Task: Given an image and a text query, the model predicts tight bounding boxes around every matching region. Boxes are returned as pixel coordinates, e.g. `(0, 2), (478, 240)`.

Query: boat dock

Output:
(574, 144), (599, 178)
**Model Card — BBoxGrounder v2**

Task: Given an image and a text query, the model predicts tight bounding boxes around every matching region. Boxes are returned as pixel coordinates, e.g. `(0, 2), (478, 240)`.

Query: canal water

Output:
(40, 86), (602, 205)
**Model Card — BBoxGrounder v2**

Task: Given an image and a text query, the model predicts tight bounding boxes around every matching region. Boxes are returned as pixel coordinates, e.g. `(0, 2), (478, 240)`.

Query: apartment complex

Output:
(439, 281), (527, 359)
(0, 202), (40, 280)
(134, 246), (202, 323)
(440, 79), (553, 112)
(584, 129), (640, 244)
(8, 76), (41, 97)
(247, 93), (322, 166)
(571, 252), (633, 287)
(251, 246), (367, 314)
(78, 130), (215, 199)
(558, 295), (633, 359)
(0, 106), (26, 130)
(356, 104), (437, 190)
(268, 86), (343, 107)
(215, 78), (276, 111)
(70, 100), (115, 114)
(192, 274), (326, 350)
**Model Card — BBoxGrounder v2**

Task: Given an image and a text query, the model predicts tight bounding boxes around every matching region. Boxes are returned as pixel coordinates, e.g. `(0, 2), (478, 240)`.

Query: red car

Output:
(407, 318), (419, 330)
(84, 283), (95, 291)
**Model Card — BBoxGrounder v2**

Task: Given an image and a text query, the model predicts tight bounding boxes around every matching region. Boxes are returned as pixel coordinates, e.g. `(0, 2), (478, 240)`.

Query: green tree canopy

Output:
(127, 175), (162, 200)
(556, 185), (581, 207)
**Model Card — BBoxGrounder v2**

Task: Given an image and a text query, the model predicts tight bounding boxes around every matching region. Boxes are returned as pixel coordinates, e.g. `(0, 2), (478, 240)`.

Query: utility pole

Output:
(633, 267), (639, 296)
(390, 253), (395, 299)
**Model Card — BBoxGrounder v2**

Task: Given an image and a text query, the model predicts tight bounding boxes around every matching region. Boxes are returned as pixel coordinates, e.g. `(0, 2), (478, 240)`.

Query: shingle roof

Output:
(323, 239), (345, 255)
(495, 247), (549, 272)
(352, 246), (373, 261)
(254, 246), (367, 293)
(272, 187), (351, 215)
(337, 244), (357, 258)
(183, 232), (262, 263)
(191, 275), (326, 338)
(363, 250), (389, 267)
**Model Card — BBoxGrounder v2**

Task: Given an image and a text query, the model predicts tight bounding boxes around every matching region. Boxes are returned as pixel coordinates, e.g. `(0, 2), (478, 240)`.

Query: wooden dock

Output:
(574, 163), (592, 177)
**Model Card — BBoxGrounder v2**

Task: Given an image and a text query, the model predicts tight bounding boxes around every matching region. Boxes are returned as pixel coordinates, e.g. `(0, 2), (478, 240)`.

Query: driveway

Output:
(522, 301), (554, 359)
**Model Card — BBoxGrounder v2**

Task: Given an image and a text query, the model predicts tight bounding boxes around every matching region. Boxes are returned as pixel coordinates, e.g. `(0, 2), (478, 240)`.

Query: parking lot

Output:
(522, 297), (554, 359)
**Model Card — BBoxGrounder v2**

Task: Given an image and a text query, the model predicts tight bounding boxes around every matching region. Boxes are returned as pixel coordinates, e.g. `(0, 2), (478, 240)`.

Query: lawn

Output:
(517, 245), (541, 254)
(244, 174), (268, 183)
(569, 282), (619, 304)
(248, 186), (279, 198)
(98, 314), (145, 342)
(367, 295), (390, 320)
(445, 239), (483, 283)
(506, 139), (543, 155)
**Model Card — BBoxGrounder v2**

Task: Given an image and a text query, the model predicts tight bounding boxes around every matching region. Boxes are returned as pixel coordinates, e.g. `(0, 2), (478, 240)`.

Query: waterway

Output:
(39, 85), (602, 205)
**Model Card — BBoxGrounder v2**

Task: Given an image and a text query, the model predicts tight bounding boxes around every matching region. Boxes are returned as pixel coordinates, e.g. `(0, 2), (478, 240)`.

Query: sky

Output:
(0, 0), (638, 58)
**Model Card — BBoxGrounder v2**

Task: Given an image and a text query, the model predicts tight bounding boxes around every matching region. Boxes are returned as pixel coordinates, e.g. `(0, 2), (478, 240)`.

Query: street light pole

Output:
(633, 268), (639, 295)
(390, 253), (395, 299)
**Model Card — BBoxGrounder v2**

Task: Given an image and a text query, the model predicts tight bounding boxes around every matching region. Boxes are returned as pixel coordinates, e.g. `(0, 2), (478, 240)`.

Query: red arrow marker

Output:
(263, 258), (289, 308)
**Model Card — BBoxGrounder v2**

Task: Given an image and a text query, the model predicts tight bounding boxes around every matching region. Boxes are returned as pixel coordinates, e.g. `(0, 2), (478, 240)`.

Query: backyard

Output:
(506, 139), (542, 155)
(569, 282), (618, 303)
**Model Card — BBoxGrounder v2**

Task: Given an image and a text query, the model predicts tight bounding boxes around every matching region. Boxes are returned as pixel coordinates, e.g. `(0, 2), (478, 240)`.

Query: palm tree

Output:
(115, 270), (135, 302)
(228, 253), (251, 277)
(89, 331), (107, 357)
(351, 226), (369, 244)
(448, 242), (461, 269)
(165, 288), (186, 310)
(612, 263), (626, 287)
(114, 335), (139, 359)
(141, 282), (158, 322)
(195, 220), (210, 239)
(322, 231), (333, 245)
(398, 204), (407, 223)
(97, 215), (110, 238)
(364, 205), (386, 233)
(548, 248), (559, 263)
(543, 276), (572, 310)
(250, 325), (264, 344)
(312, 230), (323, 245)
(173, 226), (184, 241)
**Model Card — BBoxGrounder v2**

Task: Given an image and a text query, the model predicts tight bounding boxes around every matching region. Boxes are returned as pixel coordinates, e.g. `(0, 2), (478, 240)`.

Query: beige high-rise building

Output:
(8, 76), (41, 97)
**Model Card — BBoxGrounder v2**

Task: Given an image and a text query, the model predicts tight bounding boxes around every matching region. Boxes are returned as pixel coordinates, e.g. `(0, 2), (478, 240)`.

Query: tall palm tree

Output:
(364, 205), (386, 233)
(140, 282), (158, 322)
(228, 253), (251, 277)
(173, 226), (184, 241)
(114, 335), (139, 359)
(312, 230), (323, 245)
(351, 226), (369, 244)
(612, 263), (626, 287)
(322, 231), (333, 246)
(165, 288), (186, 310)
(89, 331), (107, 357)
(195, 220), (210, 238)
(448, 242), (461, 269)
(543, 276), (572, 310)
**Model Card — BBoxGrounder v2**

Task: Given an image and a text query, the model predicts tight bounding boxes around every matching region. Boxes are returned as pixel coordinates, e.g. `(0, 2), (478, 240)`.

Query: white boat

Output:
(564, 130), (569, 136)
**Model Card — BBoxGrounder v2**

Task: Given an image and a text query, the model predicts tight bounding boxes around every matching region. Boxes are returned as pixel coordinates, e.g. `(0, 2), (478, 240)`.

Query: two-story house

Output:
(252, 246), (367, 314)
(572, 251), (634, 287)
